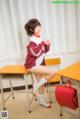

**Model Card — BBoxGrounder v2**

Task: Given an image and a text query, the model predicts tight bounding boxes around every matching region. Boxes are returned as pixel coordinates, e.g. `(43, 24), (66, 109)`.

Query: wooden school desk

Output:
(56, 61), (80, 118)
(0, 58), (60, 112)
(0, 65), (29, 110)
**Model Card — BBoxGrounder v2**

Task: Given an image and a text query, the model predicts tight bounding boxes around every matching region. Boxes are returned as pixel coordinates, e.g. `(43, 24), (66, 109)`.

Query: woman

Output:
(24, 18), (55, 108)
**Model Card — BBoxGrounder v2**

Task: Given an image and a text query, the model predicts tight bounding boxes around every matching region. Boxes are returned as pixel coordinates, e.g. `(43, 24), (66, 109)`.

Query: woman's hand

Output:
(44, 40), (51, 46)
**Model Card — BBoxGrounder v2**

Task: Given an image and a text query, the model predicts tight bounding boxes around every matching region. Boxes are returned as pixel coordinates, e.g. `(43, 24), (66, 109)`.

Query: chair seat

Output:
(48, 75), (60, 83)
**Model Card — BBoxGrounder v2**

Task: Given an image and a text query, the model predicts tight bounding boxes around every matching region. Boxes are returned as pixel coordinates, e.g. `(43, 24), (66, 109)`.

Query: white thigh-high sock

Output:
(38, 94), (51, 108)
(33, 78), (47, 94)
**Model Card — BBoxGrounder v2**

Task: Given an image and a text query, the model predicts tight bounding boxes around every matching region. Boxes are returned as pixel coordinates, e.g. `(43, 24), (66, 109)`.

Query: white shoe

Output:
(39, 101), (51, 108)
(38, 95), (51, 108)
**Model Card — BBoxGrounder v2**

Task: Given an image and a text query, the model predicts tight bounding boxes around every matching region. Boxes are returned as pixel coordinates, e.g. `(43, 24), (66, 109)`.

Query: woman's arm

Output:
(44, 40), (51, 53)
(44, 45), (50, 53)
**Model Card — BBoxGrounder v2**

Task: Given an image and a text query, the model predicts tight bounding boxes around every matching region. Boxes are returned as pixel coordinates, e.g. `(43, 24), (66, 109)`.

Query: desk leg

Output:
(30, 73), (37, 101)
(76, 81), (80, 118)
(9, 79), (15, 99)
(0, 75), (6, 110)
(24, 74), (32, 113)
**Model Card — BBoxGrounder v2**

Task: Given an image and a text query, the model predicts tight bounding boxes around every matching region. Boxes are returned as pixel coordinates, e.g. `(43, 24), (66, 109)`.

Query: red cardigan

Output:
(24, 41), (50, 69)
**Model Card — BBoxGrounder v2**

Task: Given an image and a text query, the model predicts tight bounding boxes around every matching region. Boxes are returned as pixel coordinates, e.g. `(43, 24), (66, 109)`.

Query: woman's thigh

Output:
(28, 65), (54, 75)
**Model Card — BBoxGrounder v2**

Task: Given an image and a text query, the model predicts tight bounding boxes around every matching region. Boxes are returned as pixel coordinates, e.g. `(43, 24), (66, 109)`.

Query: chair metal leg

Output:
(48, 82), (52, 103)
(46, 82), (52, 103)
(60, 106), (63, 116)
(45, 82), (49, 92)
(75, 81), (80, 118)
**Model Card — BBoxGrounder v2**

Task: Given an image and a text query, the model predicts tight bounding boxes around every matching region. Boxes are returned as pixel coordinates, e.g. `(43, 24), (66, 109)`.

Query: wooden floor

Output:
(0, 88), (79, 119)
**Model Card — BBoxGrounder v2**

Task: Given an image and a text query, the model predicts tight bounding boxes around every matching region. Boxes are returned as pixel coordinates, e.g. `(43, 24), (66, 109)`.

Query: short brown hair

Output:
(25, 19), (41, 36)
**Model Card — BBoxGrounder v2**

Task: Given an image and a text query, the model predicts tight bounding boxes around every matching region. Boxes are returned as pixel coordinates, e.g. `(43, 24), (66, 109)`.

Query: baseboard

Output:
(0, 85), (32, 93)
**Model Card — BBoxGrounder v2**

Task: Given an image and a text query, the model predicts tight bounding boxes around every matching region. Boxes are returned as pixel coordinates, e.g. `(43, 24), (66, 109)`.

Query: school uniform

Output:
(25, 35), (50, 69)
(25, 35), (51, 108)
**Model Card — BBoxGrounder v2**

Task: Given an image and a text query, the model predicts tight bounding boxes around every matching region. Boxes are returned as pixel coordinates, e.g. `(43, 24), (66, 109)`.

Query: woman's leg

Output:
(34, 74), (44, 94)
(33, 73), (51, 108)
(28, 65), (55, 95)
(28, 65), (55, 81)
(28, 66), (55, 108)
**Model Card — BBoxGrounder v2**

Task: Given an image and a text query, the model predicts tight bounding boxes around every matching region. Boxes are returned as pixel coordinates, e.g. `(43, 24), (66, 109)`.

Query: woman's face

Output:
(34, 25), (41, 36)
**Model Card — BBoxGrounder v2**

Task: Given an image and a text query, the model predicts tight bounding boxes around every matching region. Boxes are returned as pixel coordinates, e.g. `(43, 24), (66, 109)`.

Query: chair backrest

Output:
(45, 58), (61, 66)
(45, 58), (61, 83)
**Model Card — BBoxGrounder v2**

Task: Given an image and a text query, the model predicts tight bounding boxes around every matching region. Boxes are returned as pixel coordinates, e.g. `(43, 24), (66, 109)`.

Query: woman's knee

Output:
(49, 70), (55, 76)
(34, 74), (43, 80)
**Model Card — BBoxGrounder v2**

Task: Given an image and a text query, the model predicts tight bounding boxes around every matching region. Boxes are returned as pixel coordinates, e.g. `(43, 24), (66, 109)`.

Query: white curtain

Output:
(0, 0), (80, 66)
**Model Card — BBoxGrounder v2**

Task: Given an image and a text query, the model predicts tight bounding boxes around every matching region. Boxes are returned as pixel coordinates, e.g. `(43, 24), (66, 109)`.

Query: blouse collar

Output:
(34, 34), (40, 38)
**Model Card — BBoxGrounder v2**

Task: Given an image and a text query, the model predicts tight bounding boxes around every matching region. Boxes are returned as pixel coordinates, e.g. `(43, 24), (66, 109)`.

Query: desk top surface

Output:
(0, 61), (80, 80)
(0, 65), (28, 74)
(57, 61), (80, 81)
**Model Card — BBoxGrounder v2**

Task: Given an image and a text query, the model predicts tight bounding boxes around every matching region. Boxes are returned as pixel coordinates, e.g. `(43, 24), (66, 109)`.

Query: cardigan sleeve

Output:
(44, 44), (50, 53)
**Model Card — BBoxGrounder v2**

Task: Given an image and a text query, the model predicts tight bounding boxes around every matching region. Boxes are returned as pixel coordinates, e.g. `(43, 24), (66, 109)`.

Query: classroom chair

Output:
(25, 58), (61, 112)
(45, 58), (61, 103)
